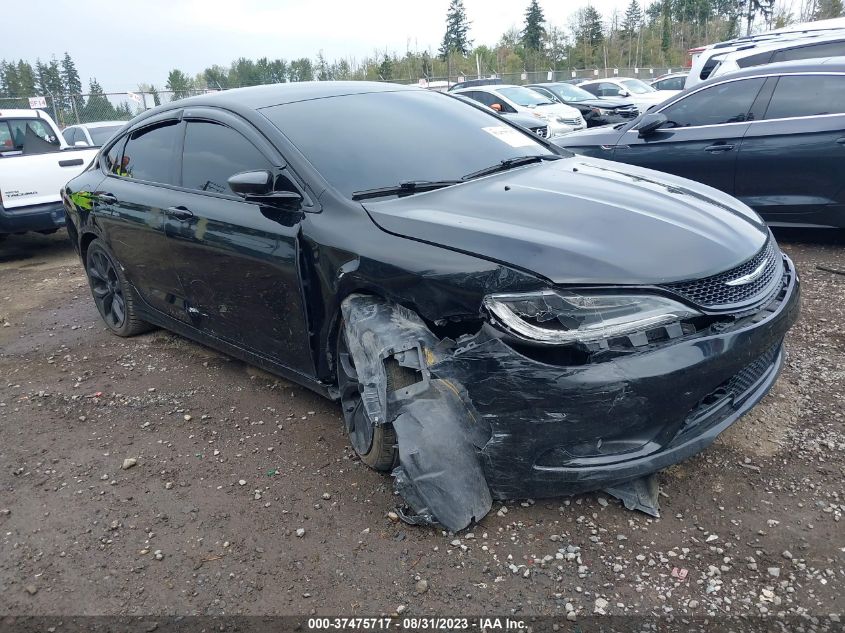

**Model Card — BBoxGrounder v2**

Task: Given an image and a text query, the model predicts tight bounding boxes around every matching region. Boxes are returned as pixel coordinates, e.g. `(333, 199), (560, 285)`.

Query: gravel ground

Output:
(0, 230), (843, 619)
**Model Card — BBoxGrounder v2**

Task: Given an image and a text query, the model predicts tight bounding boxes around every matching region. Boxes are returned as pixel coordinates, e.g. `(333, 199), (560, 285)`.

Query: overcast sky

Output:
(8, 0), (637, 93)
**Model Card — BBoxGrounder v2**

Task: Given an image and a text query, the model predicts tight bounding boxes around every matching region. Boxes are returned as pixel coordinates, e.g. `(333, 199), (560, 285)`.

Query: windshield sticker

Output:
(482, 126), (537, 148)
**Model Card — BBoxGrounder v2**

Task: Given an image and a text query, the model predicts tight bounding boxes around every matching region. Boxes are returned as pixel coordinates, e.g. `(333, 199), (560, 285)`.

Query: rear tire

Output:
(85, 239), (152, 337)
(336, 326), (399, 471)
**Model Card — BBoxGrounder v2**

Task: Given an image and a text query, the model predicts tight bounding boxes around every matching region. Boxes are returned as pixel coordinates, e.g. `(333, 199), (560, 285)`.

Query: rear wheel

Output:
(337, 327), (398, 471)
(85, 240), (152, 337)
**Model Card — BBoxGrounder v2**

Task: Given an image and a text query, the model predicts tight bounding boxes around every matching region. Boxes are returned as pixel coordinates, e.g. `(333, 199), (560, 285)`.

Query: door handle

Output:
(59, 158), (84, 167)
(98, 193), (118, 204)
(704, 143), (735, 153)
(165, 205), (194, 220)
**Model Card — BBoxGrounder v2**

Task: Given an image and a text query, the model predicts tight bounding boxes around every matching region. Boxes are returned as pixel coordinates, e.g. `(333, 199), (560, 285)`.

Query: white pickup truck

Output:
(0, 109), (100, 238)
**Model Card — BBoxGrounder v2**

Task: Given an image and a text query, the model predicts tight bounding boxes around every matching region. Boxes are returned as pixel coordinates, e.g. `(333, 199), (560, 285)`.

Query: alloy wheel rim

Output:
(88, 251), (126, 329)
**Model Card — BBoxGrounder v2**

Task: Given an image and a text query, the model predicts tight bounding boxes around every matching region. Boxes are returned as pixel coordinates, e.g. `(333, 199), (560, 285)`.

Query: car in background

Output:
(61, 81), (798, 531)
(453, 84), (585, 136)
(451, 93), (552, 138)
(553, 58), (845, 228)
(686, 18), (845, 88)
(526, 82), (639, 127)
(447, 77), (503, 92)
(703, 31), (845, 83)
(651, 72), (688, 91)
(0, 109), (99, 238)
(62, 120), (126, 147)
(576, 77), (679, 113)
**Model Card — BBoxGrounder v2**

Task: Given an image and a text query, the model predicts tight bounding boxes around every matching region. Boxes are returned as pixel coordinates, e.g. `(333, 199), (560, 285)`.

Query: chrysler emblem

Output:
(725, 261), (767, 286)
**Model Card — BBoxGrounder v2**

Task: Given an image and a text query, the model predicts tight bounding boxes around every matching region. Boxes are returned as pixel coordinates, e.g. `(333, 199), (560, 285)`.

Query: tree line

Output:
(2, 0), (843, 117)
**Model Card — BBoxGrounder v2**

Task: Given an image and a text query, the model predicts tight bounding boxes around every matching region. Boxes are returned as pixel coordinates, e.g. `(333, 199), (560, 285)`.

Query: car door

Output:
(92, 115), (189, 323)
(610, 77), (766, 194)
(735, 73), (845, 226)
(163, 110), (314, 375)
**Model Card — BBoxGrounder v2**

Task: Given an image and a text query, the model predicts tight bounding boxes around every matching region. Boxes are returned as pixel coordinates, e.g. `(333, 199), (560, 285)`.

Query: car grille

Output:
(615, 106), (639, 118)
(725, 342), (781, 398)
(561, 117), (582, 126)
(660, 238), (782, 310)
(529, 125), (549, 138)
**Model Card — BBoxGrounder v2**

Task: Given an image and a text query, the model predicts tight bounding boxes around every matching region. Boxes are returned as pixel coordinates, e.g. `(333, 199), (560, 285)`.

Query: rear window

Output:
(261, 90), (552, 198)
(497, 87), (554, 106)
(0, 118), (60, 154)
(88, 125), (122, 146)
(765, 74), (845, 119)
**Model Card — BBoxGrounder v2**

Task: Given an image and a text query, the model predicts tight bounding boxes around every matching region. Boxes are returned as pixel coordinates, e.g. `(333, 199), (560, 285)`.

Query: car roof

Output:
(696, 55), (845, 85)
(174, 81), (417, 110)
(0, 108), (41, 118)
(579, 77), (638, 85)
(722, 29), (845, 60)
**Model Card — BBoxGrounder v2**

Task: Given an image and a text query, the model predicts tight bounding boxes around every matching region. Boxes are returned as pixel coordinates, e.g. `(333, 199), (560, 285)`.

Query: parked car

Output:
(703, 31), (845, 83)
(453, 84), (585, 135)
(63, 82), (798, 530)
(447, 77), (503, 92)
(554, 58), (845, 228)
(576, 77), (680, 112)
(651, 72), (689, 91)
(686, 19), (845, 88)
(452, 93), (552, 138)
(62, 120), (126, 147)
(0, 109), (99, 238)
(526, 82), (639, 127)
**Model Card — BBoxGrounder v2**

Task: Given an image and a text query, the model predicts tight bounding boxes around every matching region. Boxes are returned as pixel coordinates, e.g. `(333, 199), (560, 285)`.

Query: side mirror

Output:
(228, 170), (273, 196)
(490, 103), (503, 112)
(618, 89), (630, 97)
(637, 112), (668, 138)
(74, 140), (89, 147)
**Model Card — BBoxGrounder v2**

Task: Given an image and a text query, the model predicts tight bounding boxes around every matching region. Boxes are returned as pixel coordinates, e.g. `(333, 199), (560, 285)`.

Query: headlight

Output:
(591, 107), (611, 116)
(483, 290), (700, 345)
(532, 111), (552, 121)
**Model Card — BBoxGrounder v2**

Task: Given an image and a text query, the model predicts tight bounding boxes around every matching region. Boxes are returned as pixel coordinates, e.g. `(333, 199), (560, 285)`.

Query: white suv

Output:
(454, 85), (585, 136)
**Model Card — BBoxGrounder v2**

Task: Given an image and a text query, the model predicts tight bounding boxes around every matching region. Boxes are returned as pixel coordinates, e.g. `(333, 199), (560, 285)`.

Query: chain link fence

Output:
(0, 67), (682, 128)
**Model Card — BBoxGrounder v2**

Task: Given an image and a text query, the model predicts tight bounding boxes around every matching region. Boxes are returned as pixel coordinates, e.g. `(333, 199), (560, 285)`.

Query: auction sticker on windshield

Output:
(482, 126), (537, 148)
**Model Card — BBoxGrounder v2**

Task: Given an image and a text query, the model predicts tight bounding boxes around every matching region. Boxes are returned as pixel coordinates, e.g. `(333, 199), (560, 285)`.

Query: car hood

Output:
(534, 103), (582, 118)
(573, 98), (636, 110)
(363, 156), (768, 286)
(551, 124), (625, 146)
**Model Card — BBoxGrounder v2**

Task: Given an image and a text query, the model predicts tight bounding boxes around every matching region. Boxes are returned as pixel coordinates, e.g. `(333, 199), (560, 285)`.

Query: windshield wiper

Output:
(351, 179), (462, 201)
(461, 154), (562, 181)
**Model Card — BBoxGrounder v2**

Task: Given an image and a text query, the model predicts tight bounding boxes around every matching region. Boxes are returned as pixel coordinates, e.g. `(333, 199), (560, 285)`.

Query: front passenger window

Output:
(181, 121), (272, 195)
(660, 78), (765, 128)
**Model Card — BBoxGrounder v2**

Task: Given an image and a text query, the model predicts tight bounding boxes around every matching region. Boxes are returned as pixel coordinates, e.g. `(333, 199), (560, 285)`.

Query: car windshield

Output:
(546, 83), (596, 103)
(261, 90), (554, 198)
(88, 125), (122, 145)
(621, 79), (656, 94)
(497, 87), (555, 107)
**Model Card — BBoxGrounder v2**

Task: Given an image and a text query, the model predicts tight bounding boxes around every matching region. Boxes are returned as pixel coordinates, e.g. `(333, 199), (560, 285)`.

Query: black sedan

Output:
(528, 82), (639, 126)
(554, 58), (845, 228)
(62, 82), (798, 531)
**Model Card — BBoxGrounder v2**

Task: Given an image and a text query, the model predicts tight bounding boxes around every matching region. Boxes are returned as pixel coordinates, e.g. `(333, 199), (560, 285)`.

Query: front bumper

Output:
(430, 255), (800, 500)
(0, 201), (66, 234)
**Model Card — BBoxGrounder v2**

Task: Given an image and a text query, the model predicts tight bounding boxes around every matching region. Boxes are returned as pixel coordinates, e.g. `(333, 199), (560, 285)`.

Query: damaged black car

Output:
(62, 82), (800, 531)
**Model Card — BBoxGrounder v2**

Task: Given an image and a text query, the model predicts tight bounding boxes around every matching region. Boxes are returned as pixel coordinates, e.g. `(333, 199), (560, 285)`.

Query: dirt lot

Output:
(0, 230), (843, 619)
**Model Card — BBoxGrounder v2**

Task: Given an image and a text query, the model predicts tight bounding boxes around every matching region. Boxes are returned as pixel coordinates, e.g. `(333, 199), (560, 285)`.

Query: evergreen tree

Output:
(622, 0), (643, 36)
(521, 0), (546, 51)
(815, 0), (843, 18)
(82, 78), (117, 122)
(661, 1), (672, 53)
(17, 61), (36, 97)
(61, 52), (83, 119)
(288, 58), (314, 82)
(150, 85), (161, 106)
(421, 51), (433, 78)
(166, 69), (194, 99)
(439, 0), (472, 59)
(378, 54), (394, 80)
(204, 65), (230, 90)
(580, 5), (605, 47)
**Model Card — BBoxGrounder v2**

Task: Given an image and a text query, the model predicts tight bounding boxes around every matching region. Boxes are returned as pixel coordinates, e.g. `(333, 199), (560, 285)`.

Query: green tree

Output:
(378, 54), (394, 80)
(166, 68), (194, 99)
(439, 0), (472, 59)
(204, 65), (230, 90)
(815, 0), (844, 18)
(82, 78), (117, 123)
(150, 85), (161, 106)
(317, 51), (331, 80)
(17, 61), (36, 97)
(288, 58), (314, 82)
(622, 0), (643, 36)
(61, 52), (83, 121)
(521, 0), (546, 51)
(661, 0), (672, 53)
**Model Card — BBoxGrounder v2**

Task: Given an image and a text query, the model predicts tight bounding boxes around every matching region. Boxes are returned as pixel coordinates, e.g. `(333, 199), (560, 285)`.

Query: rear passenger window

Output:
(765, 75), (845, 119)
(120, 122), (180, 184)
(181, 121), (271, 195)
(661, 78), (765, 127)
(62, 128), (75, 144)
